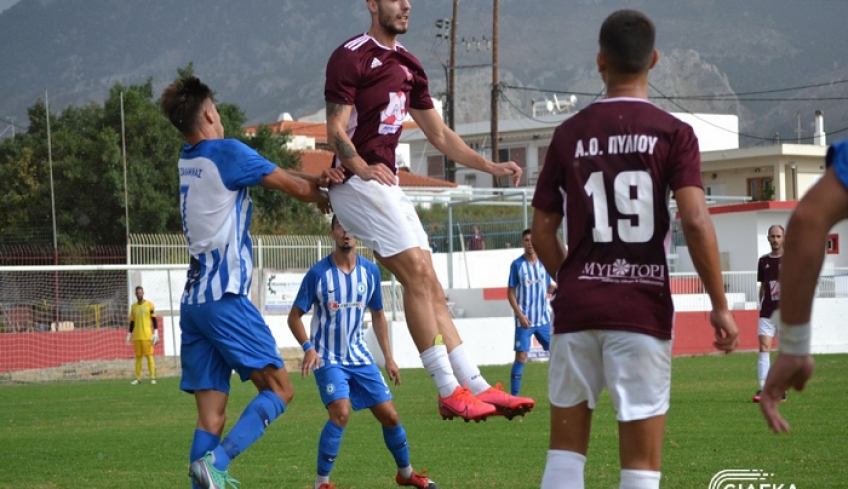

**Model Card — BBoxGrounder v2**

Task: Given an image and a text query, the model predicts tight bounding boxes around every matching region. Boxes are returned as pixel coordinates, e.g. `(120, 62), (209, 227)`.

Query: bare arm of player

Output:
(408, 107), (522, 187)
(675, 186), (739, 353)
(287, 306), (319, 378)
(370, 308), (400, 385)
(325, 102), (396, 185)
(531, 208), (567, 279)
(261, 167), (326, 203)
(507, 287), (530, 328)
(761, 169), (848, 432)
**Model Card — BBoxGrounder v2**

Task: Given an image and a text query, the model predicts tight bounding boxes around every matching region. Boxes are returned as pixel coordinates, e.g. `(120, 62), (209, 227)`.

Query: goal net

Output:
(0, 264), (186, 382)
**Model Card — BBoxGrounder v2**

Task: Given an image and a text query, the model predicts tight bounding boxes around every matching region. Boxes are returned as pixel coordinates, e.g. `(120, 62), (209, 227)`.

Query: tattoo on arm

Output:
(326, 102), (345, 117)
(334, 133), (358, 160)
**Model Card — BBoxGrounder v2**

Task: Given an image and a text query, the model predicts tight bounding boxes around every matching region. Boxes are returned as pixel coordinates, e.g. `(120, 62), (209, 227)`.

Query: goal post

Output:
(0, 264), (186, 382)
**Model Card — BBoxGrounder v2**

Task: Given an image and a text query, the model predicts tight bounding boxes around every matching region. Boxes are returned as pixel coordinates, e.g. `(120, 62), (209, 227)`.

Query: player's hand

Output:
(709, 309), (739, 353)
(316, 188), (333, 214)
(152, 331), (160, 345)
(760, 353), (815, 433)
(489, 161), (522, 187)
(355, 163), (396, 186)
(385, 358), (401, 386)
(125, 333), (132, 345)
(518, 313), (531, 329)
(301, 348), (319, 378)
(319, 167), (345, 186)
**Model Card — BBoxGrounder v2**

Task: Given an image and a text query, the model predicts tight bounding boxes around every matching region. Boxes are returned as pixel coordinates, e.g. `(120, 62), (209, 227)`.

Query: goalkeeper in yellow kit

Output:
(127, 286), (158, 384)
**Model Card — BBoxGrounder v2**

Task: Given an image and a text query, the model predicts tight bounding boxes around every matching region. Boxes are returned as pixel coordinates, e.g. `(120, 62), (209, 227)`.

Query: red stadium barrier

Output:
(0, 329), (165, 372)
(672, 310), (761, 355)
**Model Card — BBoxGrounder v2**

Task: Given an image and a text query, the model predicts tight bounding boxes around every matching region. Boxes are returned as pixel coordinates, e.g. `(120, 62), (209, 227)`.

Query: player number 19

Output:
(583, 171), (654, 243)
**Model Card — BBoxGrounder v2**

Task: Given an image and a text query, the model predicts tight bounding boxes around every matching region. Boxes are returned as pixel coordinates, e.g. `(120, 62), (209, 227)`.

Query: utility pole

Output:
(445, 0), (459, 183)
(490, 0), (500, 177)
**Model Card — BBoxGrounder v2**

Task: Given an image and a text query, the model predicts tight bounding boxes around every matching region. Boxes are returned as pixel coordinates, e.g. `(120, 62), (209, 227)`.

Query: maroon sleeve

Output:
(325, 47), (361, 106)
(668, 124), (703, 191)
(410, 66), (434, 110)
(532, 130), (565, 214)
(757, 256), (765, 282)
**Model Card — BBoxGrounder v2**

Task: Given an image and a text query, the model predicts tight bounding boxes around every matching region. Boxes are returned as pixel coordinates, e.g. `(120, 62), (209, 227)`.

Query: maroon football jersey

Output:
(757, 254), (781, 319)
(533, 98), (703, 340)
(325, 34), (435, 181)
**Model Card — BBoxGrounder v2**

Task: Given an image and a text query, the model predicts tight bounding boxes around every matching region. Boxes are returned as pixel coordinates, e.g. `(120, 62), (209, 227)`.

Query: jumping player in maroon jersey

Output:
(531, 10), (739, 489)
(324, 0), (531, 424)
(752, 224), (786, 403)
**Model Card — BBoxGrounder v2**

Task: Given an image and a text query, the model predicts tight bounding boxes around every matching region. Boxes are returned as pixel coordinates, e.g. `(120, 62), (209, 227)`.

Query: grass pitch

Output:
(0, 353), (845, 488)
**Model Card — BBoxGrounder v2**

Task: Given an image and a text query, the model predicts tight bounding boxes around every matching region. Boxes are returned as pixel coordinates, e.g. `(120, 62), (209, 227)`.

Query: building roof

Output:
(297, 149), (457, 188)
(244, 120), (329, 143)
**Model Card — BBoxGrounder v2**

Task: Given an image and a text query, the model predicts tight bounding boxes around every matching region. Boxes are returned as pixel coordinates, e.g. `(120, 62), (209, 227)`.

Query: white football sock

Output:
(620, 469), (661, 489)
(398, 465), (413, 480)
(420, 345), (459, 398)
(541, 450), (586, 489)
(448, 343), (490, 395)
(314, 475), (330, 489)
(758, 351), (770, 389)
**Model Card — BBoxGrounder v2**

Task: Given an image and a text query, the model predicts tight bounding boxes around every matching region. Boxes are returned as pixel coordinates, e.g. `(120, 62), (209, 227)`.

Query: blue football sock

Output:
(383, 424), (410, 469)
(510, 361), (525, 396)
(317, 420), (345, 477)
(190, 429), (220, 489)
(212, 390), (286, 471)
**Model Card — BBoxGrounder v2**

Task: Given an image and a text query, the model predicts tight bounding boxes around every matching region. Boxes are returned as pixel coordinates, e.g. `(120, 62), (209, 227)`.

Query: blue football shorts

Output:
(514, 321), (552, 352)
(313, 362), (392, 411)
(179, 293), (284, 394)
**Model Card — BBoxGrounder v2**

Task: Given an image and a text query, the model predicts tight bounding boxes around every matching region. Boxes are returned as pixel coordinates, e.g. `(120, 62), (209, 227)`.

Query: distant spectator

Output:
(467, 225), (486, 251)
(504, 242), (512, 249)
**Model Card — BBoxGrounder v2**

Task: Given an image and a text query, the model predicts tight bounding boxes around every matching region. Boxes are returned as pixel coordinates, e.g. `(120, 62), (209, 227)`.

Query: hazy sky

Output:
(0, 0), (20, 13)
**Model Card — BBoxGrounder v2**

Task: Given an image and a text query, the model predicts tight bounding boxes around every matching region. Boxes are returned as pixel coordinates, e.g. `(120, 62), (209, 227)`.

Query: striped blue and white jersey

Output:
(178, 139), (277, 305)
(508, 255), (552, 327)
(293, 254), (383, 366)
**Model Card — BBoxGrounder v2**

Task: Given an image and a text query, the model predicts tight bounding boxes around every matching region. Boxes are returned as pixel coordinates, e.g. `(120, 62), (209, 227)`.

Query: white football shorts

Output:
(757, 317), (776, 337)
(329, 175), (430, 258)
(548, 330), (672, 422)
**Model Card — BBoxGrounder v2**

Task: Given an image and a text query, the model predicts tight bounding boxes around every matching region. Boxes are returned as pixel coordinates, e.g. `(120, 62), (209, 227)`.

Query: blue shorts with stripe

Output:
(179, 293), (284, 394)
(514, 322), (551, 352)
(313, 362), (392, 411)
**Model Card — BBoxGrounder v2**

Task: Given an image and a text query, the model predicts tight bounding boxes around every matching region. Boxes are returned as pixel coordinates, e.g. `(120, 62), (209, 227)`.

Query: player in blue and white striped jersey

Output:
(288, 215), (437, 489)
(507, 229), (556, 396)
(161, 76), (338, 489)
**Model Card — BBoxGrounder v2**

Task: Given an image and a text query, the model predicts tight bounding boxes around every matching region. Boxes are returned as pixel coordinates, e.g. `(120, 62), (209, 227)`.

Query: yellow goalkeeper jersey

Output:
(129, 300), (156, 340)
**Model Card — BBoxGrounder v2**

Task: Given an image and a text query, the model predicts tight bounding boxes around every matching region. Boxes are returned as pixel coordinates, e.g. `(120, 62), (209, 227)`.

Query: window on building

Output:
(427, 155), (445, 180)
(464, 174), (477, 187)
(493, 147), (528, 187)
(747, 177), (773, 201)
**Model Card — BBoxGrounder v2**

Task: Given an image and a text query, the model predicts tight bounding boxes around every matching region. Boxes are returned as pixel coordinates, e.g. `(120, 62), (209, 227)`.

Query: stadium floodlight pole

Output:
(120, 92), (130, 252)
(45, 88), (59, 324)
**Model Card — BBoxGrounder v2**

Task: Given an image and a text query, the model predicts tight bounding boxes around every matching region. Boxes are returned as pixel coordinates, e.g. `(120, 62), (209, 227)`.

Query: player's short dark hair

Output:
(599, 9), (656, 75)
(135, 286), (143, 292)
(331, 214), (340, 229)
(522, 229), (531, 238)
(159, 76), (213, 135)
(768, 224), (785, 234)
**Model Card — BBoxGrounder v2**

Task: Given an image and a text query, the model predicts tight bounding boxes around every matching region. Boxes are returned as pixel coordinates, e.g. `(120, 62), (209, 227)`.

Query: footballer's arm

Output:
(409, 107), (522, 187)
(675, 185), (739, 352)
(326, 102), (395, 185)
(261, 167), (325, 202)
(531, 209), (567, 280)
(370, 308), (400, 385)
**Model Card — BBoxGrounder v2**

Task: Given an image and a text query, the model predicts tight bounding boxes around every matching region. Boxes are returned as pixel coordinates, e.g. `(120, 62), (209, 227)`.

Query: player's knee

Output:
(329, 405), (350, 427)
(198, 412), (226, 434)
(516, 351), (528, 363)
(380, 410), (400, 428)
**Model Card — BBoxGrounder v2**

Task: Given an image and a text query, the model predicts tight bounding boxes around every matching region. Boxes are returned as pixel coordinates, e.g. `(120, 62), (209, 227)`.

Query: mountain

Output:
(1, 0), (847, 147)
